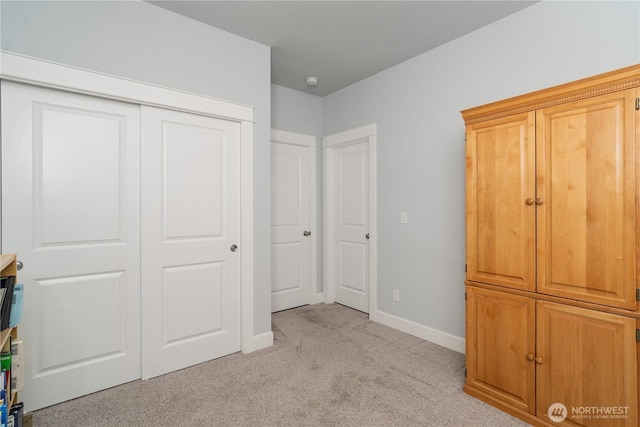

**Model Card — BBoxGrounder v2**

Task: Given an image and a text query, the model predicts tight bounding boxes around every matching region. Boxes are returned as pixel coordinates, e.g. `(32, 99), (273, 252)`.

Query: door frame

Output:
(323, 123), (377, 320)
(0, 51), (263, 354)
(270, 129), (320, 306)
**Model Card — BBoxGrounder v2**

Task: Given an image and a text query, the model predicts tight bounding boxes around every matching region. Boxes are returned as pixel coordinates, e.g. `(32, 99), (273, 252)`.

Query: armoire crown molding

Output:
(461, 63), (640, 124)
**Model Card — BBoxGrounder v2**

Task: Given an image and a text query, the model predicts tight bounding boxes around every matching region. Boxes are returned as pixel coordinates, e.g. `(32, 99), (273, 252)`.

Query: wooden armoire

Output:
(462, 65), (640, 427)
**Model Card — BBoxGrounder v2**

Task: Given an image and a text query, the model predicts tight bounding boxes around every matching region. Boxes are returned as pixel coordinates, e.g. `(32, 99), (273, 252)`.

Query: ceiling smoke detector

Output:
(305, 76), (318, 86)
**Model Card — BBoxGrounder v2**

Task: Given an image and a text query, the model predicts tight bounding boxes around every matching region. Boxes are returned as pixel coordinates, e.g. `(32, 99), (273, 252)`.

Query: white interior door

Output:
(1, 81), (141, 411)
(141, 106), (241, 379)
(271, 141), (312, 312)
(334, 141), (369, 313)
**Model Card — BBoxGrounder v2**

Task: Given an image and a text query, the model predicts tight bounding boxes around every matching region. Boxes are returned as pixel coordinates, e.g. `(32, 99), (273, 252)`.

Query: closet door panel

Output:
(141, 106), (241, 379)
(1, 81), (141, 411)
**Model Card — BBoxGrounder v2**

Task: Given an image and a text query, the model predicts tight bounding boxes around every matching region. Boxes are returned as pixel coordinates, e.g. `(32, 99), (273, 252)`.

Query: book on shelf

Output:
(0, 349), (9, 396)
(0, 388), (7, 427)
(0, 338), (10, 404)
(9, 341), (22, 394)
(0, 290), (5, 324)
(8, 402), (22, 427)
(0, 277), (15, 331)
(8, 286), (22, 329)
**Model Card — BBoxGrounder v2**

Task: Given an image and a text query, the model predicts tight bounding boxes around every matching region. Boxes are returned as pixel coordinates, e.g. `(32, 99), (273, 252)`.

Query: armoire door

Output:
(140, 106), (241, 379)
(536, 301), (638, 426)
(465, 286), (536, 415)
(465, 112), (536, 292)
(271, 141), (312, 312)
(1, 81), (142, 411)
(536, 89), (637, 309)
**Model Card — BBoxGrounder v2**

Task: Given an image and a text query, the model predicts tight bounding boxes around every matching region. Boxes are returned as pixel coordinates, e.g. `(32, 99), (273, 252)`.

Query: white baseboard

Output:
(374, 310), (465, 354)
(243, 331), (273, 354)
(311, 292), (325, 305)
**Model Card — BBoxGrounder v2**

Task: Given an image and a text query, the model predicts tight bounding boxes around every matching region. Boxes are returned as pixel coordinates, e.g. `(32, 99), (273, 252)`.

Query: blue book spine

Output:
(8, 285), (23, 328)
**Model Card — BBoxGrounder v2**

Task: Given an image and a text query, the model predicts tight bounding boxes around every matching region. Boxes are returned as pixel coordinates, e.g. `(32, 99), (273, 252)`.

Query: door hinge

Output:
(636, 98), (640, 111)
(465, 264), (467, 273)
(636, 289), (640, 301)
(464, 368), (467, 377)
(636, 329), (640, 342)
(465, 292), (467, 301)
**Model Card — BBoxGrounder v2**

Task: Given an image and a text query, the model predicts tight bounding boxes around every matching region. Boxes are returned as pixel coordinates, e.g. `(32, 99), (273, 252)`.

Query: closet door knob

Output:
(535, 356), (544, 365)
(230, 244), (238, 252)
(526, 353), (534, 361)
(525, 198), (534, 205)
(535, 198), (544, 205)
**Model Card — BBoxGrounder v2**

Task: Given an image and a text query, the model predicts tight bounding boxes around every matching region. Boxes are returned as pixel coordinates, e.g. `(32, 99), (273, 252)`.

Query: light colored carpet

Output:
(33, 303), (530, 426)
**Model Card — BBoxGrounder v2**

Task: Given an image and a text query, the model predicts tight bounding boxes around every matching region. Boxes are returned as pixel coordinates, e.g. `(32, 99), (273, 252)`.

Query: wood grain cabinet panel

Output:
(466, 286), (535, 414)
(466, 113), (536, 292)
(537, 301), (638, 426)
(537, 90), (637, 309)
(462, 65), (640, 427)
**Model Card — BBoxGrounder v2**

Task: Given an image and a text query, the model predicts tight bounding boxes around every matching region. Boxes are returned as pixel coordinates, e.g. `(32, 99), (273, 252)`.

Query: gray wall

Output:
(1, 0), (273, 336)
(322, 0), (640, 339)
(271, 84), (323, 137)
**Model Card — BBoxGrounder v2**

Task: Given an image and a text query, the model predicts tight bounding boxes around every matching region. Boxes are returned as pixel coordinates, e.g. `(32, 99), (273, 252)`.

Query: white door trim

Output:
(272, 129), (316, 148)
(271, 129), (320, 305)
(0, 51), (262, 354)
(0, 51), (253, 121)
(323, 123), (377, 320)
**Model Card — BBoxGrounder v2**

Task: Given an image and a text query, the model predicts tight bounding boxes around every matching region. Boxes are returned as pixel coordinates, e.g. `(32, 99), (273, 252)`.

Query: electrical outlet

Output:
(393, 289), (400, 302)
(400, 211), (408, 224)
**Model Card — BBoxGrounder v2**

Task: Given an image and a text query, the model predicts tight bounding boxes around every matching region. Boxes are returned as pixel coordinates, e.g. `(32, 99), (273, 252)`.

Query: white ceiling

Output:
(149, 1), (538, 96)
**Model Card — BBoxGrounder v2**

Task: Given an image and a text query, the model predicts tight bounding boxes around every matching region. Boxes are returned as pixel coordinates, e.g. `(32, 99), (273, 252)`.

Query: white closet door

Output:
(141, 106), (241, 379)
(1, 81), (141, 411)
